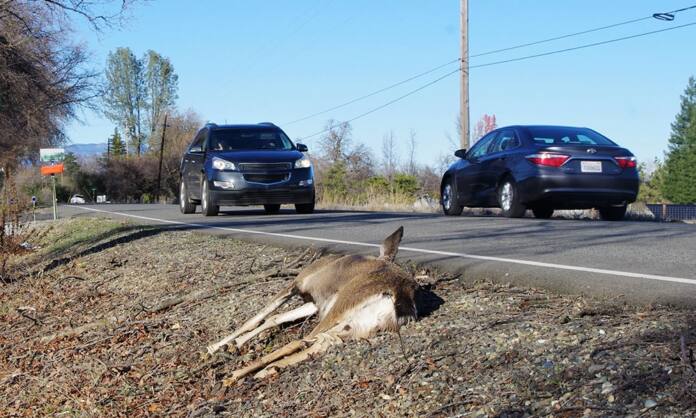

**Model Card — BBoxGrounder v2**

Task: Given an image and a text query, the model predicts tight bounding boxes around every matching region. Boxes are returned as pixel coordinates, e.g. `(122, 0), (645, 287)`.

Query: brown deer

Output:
(207, 226), (419, 382)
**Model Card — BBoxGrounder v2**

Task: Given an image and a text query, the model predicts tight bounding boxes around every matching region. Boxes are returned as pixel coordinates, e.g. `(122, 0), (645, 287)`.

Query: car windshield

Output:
(208, 128), (294, 151)
(527, 127), (616, 146)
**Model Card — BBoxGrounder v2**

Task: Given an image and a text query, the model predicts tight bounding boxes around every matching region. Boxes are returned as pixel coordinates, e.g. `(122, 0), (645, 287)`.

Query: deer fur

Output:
(207, 226), (419, 383)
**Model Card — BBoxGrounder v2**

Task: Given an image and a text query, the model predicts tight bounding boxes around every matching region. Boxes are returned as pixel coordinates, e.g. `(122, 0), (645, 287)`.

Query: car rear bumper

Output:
(518, 174), (639, 208)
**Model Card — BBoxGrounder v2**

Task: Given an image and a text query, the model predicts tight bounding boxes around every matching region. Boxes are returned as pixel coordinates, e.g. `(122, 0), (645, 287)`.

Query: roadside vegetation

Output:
(637, 77), (696, 204)
(1, 216), (696, 416)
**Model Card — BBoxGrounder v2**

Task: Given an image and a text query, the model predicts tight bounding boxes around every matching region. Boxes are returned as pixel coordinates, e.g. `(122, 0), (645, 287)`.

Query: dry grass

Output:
(1, 217), (695, 417)
(317, 189), (436, 213)
(319, 192), (661, 222)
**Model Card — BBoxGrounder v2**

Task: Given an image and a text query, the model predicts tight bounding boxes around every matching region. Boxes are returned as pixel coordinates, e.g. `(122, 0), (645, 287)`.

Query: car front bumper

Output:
(207, 168), (315, 206)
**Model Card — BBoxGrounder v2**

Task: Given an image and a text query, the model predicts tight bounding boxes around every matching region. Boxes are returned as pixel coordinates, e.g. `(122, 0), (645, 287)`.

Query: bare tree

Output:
(407, 129), (417, 175)
(381, 130), (399, 181)
(160, 109), (202, 197)
(0, 0), (141, 173)
(315, 120), (375, 198)
(317, 119), (352, 164)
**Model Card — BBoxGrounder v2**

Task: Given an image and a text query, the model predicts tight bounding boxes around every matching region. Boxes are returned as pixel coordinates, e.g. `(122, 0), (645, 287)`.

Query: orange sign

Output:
(41, 163), (64, 175)
(40, 148), (65, 176)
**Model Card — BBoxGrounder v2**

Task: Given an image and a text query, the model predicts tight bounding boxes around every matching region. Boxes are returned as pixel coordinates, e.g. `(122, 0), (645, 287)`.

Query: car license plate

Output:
(581, 161), (602, 173)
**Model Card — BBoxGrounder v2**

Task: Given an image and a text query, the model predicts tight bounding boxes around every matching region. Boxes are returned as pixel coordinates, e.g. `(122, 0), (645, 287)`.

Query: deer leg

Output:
(254, 329), (347, 380)
(234, 302), (317, 348)
(207, 283), (296, 354)
(223, 339), (310, 385)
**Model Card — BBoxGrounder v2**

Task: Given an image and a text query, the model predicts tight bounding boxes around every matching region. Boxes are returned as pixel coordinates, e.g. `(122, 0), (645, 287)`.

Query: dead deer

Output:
(207, 226), (418, 382)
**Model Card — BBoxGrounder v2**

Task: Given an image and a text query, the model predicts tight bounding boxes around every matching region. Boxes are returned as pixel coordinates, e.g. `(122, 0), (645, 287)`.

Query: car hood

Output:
(211, 150), (303, 163)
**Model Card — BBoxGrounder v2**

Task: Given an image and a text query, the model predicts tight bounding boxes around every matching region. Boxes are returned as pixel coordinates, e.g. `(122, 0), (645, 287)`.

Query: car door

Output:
(455, 131), (498, 205)
(479, 129), (520, 205)
(184, 130), (207, 199)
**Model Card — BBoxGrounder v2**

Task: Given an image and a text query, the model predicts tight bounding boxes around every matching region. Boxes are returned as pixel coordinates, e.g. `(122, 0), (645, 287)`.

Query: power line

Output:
(469, 20), (696, 70)
(298, 67), (462, 140)
(298, 19), (696, 140)
(285, 4), (696, 128)
(283, 58), (460, 126)
(470, 4), (696, 58)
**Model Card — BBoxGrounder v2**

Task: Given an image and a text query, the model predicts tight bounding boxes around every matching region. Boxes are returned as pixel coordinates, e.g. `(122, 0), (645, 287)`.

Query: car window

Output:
(490, 130), (520, 153)
(209, 129), (294, 151)
(189, 131), (206, 152)
(468, 131), (498, 159)
(527, 127), (616, 146)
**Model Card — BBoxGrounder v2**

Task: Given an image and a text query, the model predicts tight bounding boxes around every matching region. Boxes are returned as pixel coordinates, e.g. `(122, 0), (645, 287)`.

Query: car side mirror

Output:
(454, 149), (467, 159)
(296, 143), (308, 152)
(189, 145), (204, 153)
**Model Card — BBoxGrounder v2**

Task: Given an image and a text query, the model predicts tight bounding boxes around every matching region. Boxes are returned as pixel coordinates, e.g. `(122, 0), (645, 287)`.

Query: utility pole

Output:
(155, 114), (168, 203)
(460, 0), (470, 150)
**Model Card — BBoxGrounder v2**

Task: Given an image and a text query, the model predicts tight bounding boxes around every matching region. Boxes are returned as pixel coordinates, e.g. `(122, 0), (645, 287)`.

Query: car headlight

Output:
(212, 157), (236, 171)
(294, 154), (312, 169)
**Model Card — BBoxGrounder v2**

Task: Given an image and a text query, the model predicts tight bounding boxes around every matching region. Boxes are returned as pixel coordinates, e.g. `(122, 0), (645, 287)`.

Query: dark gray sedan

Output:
(441, 125), (640, 220)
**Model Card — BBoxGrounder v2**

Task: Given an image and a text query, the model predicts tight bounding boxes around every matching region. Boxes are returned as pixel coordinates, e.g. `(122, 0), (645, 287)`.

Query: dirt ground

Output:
(1, 217), (696, 417)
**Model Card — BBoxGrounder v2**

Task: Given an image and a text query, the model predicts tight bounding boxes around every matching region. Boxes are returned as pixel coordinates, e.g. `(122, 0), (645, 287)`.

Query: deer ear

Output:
(379, 226), (404, 261)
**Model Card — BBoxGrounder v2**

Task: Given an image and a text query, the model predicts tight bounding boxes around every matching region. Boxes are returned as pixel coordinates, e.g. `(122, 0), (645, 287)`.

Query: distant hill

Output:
(65, 143), (107, 157)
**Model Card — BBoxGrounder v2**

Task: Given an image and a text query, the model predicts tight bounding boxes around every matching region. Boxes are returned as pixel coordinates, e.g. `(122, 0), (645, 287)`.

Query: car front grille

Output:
(243, 173), (290, 184)
(238, 162), (292, 172)
(219, 189), (302, 205)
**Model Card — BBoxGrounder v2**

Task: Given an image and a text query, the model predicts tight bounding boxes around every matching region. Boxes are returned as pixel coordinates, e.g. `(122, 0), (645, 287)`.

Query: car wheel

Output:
(201, 179), (219, 216)
(295, 200), (315, 214)
(599, 204), (627, 221)
(532, 206), (554, 219)
(264, 204), (281, 214)
(179, 180), (196, 214)
(441, 178), (463, 216)
(498, 178), (526, 218)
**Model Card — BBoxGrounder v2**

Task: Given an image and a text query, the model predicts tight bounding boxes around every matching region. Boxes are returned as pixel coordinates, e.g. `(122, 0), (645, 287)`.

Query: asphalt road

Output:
(60, 204), (696, 307)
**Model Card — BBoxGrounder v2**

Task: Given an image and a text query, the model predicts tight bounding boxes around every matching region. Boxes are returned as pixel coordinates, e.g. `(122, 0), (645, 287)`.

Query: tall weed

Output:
(1, 181), (31, 283)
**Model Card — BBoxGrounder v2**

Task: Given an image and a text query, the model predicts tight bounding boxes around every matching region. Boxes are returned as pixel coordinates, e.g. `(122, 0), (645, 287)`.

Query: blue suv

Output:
(179, 123), (315, 216)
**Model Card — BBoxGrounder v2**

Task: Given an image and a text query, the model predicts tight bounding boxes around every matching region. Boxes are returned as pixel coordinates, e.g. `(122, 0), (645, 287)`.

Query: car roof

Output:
(207, 123), (279, 131)
(502, 125), (590, 131)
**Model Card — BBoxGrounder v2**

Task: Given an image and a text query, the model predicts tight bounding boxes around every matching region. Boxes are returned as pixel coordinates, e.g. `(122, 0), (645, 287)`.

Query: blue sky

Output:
(67, 0), (696, 168)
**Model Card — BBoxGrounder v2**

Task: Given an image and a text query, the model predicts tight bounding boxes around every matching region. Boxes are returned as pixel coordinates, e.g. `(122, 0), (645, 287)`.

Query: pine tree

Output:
(663, 77), (696, 203)
(109, 128), (126, 157)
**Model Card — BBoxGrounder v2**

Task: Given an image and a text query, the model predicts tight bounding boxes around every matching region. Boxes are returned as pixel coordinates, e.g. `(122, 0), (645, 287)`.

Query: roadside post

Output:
(31, 196), (36, 222)
(51, 175), (57, 220)
(39, 148), (65, 221)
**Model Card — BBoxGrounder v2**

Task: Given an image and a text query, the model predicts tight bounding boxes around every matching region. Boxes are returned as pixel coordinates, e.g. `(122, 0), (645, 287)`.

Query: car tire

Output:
(295, 201), (315, 214)
(201, 179), (219, 216)
(498, 178), (526, 218)
(441, 178), (463, 216)
(179, 180), (196, 214)
(599, 204), (627, 221)
(532, 206), (554, 219)
(264, 204), (281, 214)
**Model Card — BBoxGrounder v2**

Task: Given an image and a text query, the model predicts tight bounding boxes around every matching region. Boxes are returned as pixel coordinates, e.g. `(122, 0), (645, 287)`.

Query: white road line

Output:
(68, 205), (696, 286)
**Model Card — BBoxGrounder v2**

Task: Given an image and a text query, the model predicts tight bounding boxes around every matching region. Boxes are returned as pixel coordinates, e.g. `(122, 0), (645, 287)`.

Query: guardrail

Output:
(646, 204), (696, 221)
